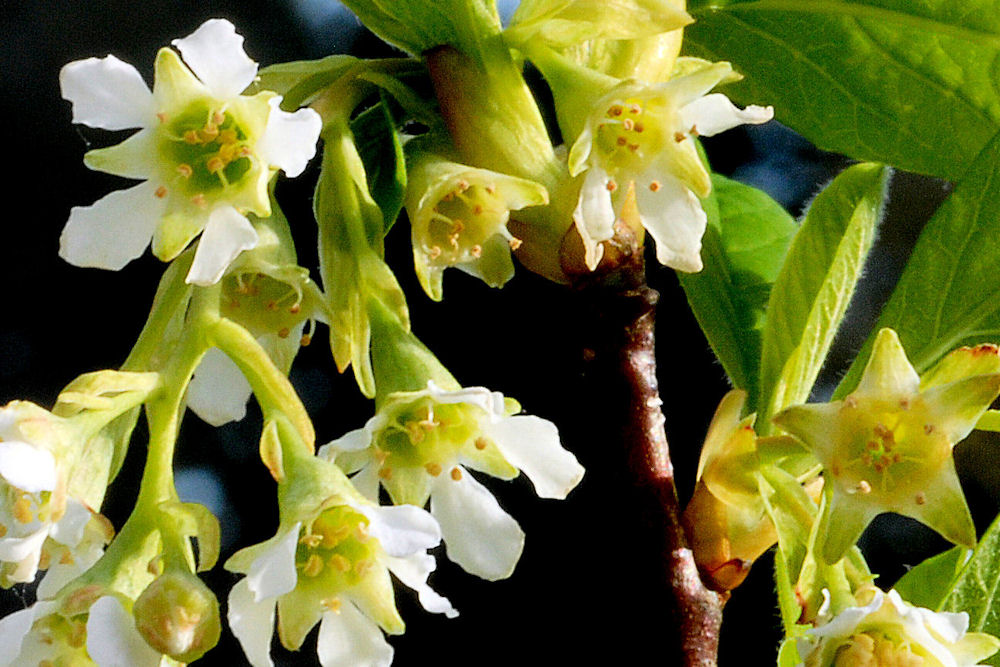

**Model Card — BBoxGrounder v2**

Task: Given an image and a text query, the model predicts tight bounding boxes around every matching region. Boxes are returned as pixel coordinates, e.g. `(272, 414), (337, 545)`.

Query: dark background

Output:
(3, 1), (995, 664)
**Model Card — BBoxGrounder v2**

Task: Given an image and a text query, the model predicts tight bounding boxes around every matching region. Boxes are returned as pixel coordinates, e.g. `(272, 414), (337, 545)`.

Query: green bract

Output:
(774, 329), (1000, 564)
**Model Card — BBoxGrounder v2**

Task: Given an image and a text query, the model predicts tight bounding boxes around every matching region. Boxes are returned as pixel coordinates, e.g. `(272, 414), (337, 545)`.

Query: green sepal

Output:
(158, 501), (222, 573)
(351, 94), (407, 234)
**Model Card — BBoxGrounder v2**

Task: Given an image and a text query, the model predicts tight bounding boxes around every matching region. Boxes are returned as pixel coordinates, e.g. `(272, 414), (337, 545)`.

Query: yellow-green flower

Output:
(774, 329), (1000, 564)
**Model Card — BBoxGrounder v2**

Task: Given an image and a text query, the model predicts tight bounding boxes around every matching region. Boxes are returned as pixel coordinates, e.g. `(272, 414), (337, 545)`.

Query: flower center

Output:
(832, 631), (924, 667)
(160, 102), (254, 203)
(295, 507), (378, 591)
(220, 272), (311, 341)
(594, 98), (670, 176)
(830, 397), (949, 500)
(420, 180), (520, 265)
(375, 398), (496, 481)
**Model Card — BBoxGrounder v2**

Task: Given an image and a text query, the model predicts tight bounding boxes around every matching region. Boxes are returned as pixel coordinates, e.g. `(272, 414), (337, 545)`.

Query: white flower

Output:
(226, 500), (455, 667)
(320, 380), (585, 580)
(59, 18), (322, 285)
(0, 402), (96, 586)
(568, 60), (772, 270)
(797, 587), (1000, 667)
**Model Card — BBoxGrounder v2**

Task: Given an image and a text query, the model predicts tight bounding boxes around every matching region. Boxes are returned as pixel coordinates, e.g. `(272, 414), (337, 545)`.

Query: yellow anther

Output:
(470, 245), (482, 258)
(915, 492), (927, 505)
(450, 466), (463, 481)
(629, 103), (642, 114)
(509, 237), (523, 250)
(856, 480), (872, 494)
(475, 437), (489, 450)
(635, 122), (645, 133)
(299, 533), (322, 548)
(191, 194), (207, 208)
(156, 112), (169, 124)
(60, 549), (75, 566)
(289, 303), (301, 314)
(649, 181), (662, 192)
(457, 179), (470, 192)
(623, 118), (635, 131)
(155, 186), (168, 199)
(674, 131), (687, 143)
(426, 462), (443, 476)
(354, 558), (373, 577)
(378, 466), (393, 480)
(329, 554), (351, 573)
(38, 549), (51, 570)
(212, 110), (226, 126)
(300, 334), (312, 346)
(13, 497), (33, 524)
(485, 184), (497, 195)
(473, 205), (484, 216)
(689, 124), (700, 136)
(199, 125), (220, 142)
(278, 327), (290, 339)
(206, 157), (225, 173)
(302, 553), (324, 577)
(606, 180), (618, 192)
(429, 246), (443, 259)
(0, 524), (8, 537)
(184, 130), (201, 144)
(449, 233), (460, 248)
(608, 105), (624, 117)
(628, 143), (640, 152)
(924, 424), (935, 434)
(616, 135), (628, 146)
(177, 163), (193, 178)
(323, 597), (342, 613)
(452, 220), (465, 233)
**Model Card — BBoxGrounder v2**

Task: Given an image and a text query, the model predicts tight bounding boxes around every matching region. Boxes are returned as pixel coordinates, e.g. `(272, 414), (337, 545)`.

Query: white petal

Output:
(0, 530), (47, 573)
(171, 19), (258, 98)
(490, 416), (584, 499)
(679, 94), (773, 138)
(573, 167), (616, 270)
(37, 538), (104, 600)
(350, 465), (381, 502)
(185, 206), (259, 286)
(0, 441), (56, 492)
(247, 523), (300, 601)
(187, 347), (251, 426)
(227, 579), (277, 667)
(430, 473), (524, 581)
(49, 500), (91, 547)
(59, 55), (153, 130)
(317, 604), (393, 667)
(636, 175), (706, 272)
(355, 503), (441, 558)
(319, 428), (373, 458)
(86, 596), (163, 667)
(61, 181), (163, 271)
(385, 553), (458, 618)
(257, 99), (322, 177)
(0, 603), (42, 666)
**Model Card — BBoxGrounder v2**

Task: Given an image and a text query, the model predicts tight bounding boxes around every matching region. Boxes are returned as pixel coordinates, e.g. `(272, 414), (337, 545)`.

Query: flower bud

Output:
(132, 570), (221, 662)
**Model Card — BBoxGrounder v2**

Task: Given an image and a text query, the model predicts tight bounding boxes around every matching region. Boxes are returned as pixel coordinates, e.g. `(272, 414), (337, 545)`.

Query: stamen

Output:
(429, 246), (442, 259)
(915, 492), (926, 505)
(457, 179), (470, 192)
(329, 554), (351, 573)
(628, 103), (642, 114)
(177, 164), (193, 179)
(635, 122), (645, 133)
(184, 130), (200, 144)
(155, 186), (168, 199)
(616, 136), (628, 146)
(623, 118), (635, 131)
(470, 245), (482, 258)
(212, 110), (226, 126)
(278, 327), (290, 339)
(485, 184), (497, 195)
(323, 597), (343, 613)
(302, 554), (324, 577)
(474, 437), (488, 450)
(924, 424), (934, 434)
(206, 157), (225, 173)
(191, 194), (207, 208)
(378, 466), (393, 480)
(674, 132), (687, 143)
(649, 181), (662, 192)
(450, 467), (463, 481)
(13, 497), (32, 524)
(156, 112), (169, 124)
(606, 180), (618, 192)
(608, 105), (624, 117)
(509, 237), (523, 251)
(425, 463), (443, 476)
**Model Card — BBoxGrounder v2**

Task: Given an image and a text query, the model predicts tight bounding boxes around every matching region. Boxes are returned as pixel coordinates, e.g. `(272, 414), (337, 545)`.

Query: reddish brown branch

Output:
(618, 285), (727, 666)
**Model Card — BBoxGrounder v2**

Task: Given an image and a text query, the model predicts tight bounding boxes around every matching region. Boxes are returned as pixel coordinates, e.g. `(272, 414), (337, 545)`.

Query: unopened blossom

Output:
(797, 587), (1000, 667)
(226, 498), (454, 667)
(59, 19), (321, 285)
(568, 60), (772, 270)
(774, 329), (1000, 564)
(405, 149), (548, 301)
(320, 380), (585, 580)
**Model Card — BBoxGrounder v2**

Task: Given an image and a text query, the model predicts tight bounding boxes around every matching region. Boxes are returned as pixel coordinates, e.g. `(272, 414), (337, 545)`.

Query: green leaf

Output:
(759, 163), (888, 427)
(684, 1), (1000, 180)
(894, 545), (970, 611)
(678, 174), (797, 410)
(350, 94), (408, 234)
(944, 511), (1000, 645)
(835, 133), (1000, 398)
